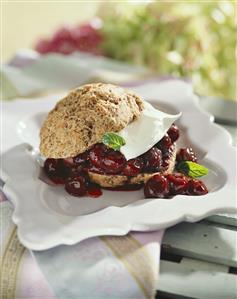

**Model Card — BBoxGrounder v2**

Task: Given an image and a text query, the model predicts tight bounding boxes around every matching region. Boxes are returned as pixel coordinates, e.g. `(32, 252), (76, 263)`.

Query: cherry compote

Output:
(87, 183), (103, 198)
(88, 144), (126, 174)
(176, 147), (197, 163)
(44, 158), (71, 184)
(122, 158), (144, 176)
(88, 143), (107, 169)
(101, 150), (126, 174)
(156, 134), (172, 153)
(65, 175), (88, 196)
(43, 123), (208, 199)
(144, 174), (169, 198)
(142, 147), (162, 172)
(73, 151), (89, 167)
(166, 173), (189, 195)
(167, 124), (179, 143)
(188, 179), (208, 196)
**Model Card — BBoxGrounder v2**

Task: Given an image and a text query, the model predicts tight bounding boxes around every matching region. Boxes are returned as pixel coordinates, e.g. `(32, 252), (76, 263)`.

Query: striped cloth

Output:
(0, 195), (163, 299)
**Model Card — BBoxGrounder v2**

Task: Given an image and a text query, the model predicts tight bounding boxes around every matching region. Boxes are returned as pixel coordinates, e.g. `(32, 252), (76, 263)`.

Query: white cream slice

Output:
(119, 101), (181, 160)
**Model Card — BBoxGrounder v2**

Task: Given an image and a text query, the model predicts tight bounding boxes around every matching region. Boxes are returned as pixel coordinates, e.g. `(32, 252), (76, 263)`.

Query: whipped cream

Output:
(119, 101), (181, 160)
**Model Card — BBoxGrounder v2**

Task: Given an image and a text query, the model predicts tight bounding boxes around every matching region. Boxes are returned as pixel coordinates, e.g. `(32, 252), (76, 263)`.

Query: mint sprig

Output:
(176, 161), (208, 178)
(102, 132), (126, 151)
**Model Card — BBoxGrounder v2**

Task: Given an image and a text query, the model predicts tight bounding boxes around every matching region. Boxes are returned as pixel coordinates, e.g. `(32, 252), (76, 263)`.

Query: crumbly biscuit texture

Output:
(40, 83), (144, 158)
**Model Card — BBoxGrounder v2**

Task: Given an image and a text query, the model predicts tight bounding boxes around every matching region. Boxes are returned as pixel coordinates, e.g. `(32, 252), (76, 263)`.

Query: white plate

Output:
(2, 80), (237, 250)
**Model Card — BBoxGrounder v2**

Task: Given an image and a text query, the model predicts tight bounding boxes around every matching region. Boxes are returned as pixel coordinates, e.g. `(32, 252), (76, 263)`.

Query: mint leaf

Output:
(176, 161), (208, 178)
(102, 132), (126, 151)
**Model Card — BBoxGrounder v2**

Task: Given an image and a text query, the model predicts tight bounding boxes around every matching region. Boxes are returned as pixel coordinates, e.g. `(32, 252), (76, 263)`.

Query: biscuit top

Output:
(40, 83), (144, 158)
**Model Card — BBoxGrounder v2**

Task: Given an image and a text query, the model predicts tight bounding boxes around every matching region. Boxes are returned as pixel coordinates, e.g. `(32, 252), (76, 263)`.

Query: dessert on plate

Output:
(40, 83), (208, 198)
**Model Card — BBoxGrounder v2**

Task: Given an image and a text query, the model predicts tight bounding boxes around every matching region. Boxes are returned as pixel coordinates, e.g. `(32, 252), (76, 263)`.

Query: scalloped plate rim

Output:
(2, 80), (237, 250)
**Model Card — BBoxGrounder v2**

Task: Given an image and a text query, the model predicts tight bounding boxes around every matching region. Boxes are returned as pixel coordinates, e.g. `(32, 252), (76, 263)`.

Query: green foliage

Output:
(102, 132), (126, 150)
(176, 161), (209, 178)
(101, 2), (237, 100)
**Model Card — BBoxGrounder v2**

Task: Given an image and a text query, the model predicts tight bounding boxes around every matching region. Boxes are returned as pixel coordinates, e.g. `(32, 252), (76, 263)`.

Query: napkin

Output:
(1, 51), (165, 299)
(2, 49), (150, 100)
(1, 196), (163, 299)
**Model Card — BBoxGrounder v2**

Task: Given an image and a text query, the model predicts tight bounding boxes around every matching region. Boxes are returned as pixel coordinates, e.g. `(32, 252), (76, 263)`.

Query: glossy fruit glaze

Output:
(144, 173), (208, 198)
(43, 124), (208, 198)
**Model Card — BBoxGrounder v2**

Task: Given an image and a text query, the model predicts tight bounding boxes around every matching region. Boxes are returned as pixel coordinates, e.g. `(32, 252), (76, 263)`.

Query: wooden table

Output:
(157, 214), (237, 299)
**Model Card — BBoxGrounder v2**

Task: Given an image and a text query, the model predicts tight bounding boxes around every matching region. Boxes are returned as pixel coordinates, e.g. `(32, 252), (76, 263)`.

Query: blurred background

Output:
(2, 1), (237, 101)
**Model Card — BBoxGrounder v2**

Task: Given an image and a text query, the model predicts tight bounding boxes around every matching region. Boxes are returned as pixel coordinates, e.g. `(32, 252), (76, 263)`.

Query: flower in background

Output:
(34, 2), (236, 101)
(35, 18), (103, 55)
(100, 2), (236, 101)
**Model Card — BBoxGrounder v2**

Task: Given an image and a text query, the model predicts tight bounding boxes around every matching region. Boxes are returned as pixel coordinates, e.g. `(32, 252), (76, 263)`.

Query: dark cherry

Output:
(143, 147), (162, 172)
(156, 134), (172, 153)
(44, 158), (71, 183)
(162, 144), (175, 160)
(59, 161), (72, 178)
(166, 173), (189, 195)
(73, 151), (88, 166)
(72, 153), (89, 175)
(162, 145), (175, 170)
(122, 158), (144, 176)
(44, 158), (59, 177)
(176, 147), (197, 163)
(63, 157), (74, 166)
(65, 175), (88, 197)
(87, 165), (105, 174)
(187, 179), (208, 196)
(88, 143), (108, 168)
(101, 150), (126, 174)
(167, 124), (180, 143)
(70, 166), (82, 178)
(144, 174), (169, 198)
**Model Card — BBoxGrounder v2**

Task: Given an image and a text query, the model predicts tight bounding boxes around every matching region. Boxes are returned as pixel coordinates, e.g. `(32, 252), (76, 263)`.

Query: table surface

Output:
(157, 213), (237, 299)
